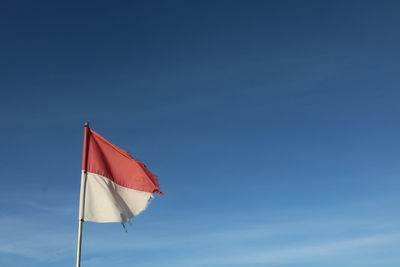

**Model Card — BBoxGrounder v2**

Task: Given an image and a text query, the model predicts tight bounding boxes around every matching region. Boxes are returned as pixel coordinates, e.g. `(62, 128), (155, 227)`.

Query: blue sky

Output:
(1, 1), (400, 266)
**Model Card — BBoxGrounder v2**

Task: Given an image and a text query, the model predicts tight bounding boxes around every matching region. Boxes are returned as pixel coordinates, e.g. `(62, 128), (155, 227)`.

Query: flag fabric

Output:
(81, 128), (162, 223)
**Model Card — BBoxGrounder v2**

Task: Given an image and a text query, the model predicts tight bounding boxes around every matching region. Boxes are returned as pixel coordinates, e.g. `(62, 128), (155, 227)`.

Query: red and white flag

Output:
(80, 126), (162, 223)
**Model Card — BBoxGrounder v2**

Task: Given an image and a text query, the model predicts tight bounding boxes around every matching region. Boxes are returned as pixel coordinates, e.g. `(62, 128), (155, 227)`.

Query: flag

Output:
(81, 127), (162, 223)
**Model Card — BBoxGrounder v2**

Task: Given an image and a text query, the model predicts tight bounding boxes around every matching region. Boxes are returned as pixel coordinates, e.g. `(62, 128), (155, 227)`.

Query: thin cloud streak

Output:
(0, 212), (398, 265)
(178, 234), (400, 266)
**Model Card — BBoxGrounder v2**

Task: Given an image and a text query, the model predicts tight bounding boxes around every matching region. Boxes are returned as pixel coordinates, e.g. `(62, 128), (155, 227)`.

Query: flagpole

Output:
(76, 122), (90, 267)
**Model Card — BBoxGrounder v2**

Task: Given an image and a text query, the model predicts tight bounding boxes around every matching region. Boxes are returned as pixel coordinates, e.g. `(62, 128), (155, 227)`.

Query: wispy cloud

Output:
(0, 194), (399, 266)
(1, 211), (398, 267)
(180, 234), (399, 266)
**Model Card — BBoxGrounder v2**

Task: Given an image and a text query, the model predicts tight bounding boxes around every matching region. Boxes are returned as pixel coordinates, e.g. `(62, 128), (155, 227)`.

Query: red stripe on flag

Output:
(82, 129), (162, 194)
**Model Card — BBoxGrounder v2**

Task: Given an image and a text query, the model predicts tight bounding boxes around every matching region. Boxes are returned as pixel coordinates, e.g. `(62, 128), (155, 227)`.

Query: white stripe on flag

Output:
(83, 172), (153, 223)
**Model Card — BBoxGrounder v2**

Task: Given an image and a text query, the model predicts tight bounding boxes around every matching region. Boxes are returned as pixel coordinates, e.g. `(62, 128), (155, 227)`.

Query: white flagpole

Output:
(76, 122), (90, 267)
